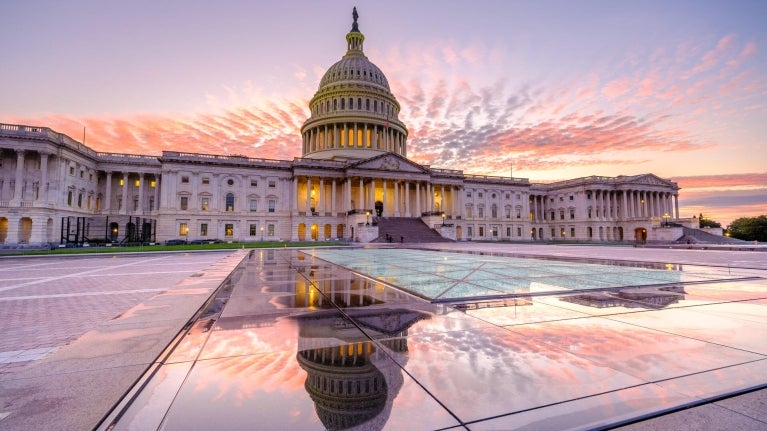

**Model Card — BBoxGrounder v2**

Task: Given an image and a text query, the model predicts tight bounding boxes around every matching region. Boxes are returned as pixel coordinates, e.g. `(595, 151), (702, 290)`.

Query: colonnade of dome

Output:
(301, 8), (408, 160)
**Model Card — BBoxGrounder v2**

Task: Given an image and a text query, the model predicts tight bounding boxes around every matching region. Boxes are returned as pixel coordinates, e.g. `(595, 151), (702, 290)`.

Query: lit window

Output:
(225, 193), (234, 212)
(179, 223), (188, 236)
(225, 224), (234, 237)
(150, 180), (156, 188)
(267, 224), (275, 236)
(200, 223), (208, 237)
(119, 178), (124, 186)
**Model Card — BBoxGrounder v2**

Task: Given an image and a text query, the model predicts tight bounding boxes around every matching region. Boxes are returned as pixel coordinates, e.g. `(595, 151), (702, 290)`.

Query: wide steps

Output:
(372, 217), (452, 243)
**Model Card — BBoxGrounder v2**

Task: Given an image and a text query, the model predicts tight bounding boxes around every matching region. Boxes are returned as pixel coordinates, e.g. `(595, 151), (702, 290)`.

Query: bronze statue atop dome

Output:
(351, 7), (360, 32)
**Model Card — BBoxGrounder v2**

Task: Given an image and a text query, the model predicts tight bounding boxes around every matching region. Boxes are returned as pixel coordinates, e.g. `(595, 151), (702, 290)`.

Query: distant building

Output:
(0, 10), (682, 246)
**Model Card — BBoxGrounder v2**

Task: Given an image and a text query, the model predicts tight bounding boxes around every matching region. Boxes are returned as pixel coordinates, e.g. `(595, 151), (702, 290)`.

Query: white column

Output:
(369, 178), (375, 209)
(331, 180), (336, 215)
(12, 150), (25, 202)
(358, 177), (364, 210)
(138, 173), (145, 213)
(404, 181), (410, 216)
(305, 176), (312, 213)
(674, 194), (679, 219)
(38, 152), (49, 202)
(415, 182), (421, 215)
(120, 172), (129, 214)
(105, 172), (112, 211)
(319, 178), (325, 214)
(153, 175), (160, 212)
(394, 180), (400, 217)
(292, 177), (298, 212)
(382, 179), (387, 216)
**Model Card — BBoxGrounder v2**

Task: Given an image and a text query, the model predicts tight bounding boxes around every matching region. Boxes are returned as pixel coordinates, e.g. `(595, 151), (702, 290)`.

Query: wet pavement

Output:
(95, 245), (767, 430)
(0, 250), (248, 431)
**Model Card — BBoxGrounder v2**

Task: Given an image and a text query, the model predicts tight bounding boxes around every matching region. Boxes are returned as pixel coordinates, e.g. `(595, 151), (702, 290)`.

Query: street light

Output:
(260, 226), (264, 241)
(366, 211), (370, 225)
(663, 213), (670, 227)
(441, 213), (446, 226)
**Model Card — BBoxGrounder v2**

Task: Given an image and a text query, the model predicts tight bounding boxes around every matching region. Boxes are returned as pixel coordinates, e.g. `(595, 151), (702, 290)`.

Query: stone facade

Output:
(0, 11), (683, 246)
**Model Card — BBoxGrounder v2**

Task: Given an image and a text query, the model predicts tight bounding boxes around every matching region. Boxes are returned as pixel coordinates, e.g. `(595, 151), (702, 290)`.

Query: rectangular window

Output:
(561, 228), (566, 237)
(180, 196), (188, 210)
(466, 206), (473, 218)
(181, 176), (189, 183)
(202, 177), (210, 185)
(201, 197), (209, 211)
(478, 192), (483, 198)
(134, 179), (140, 187)
(560, 211), (565, 220)
(466, 192), (472, 198)
(69, 166), (75, 175)
(268, 181), (276, 188)
(517, 227), (522, 237)
(492, 226), (498, 237)
(506, 194), (511, 200)
(506, 227), (511, 237)
(479, 226), (485, 237)
(80, 170), (84, 178)
(250, 180), (258, 187)
(516, 194), (521, 200)
(89, 173), (93, 181)
(268, 199), (276, 213)
(516, 209), (521, 219)
(570, 209), (575, 219)
(200, 223), (208, 237)
(77, 193), (83, 208)
(250, 199), (258, 212)
(569, 195), (574, 201)
(551, 228), (556, 237)
(249, 224), (257, 236)
(150, 180), (156, 188)
(505, 208), (511, 219)
(179, 223), (188, 236)
(267, 223), (275, 236)
(133, 197), (139, 211)
(570, 227), (576, 237)
(149, 198), (155, 211)
(478, 207), (484, 218)
(467, 226), (473, 237)
(225, 224), (234, 237)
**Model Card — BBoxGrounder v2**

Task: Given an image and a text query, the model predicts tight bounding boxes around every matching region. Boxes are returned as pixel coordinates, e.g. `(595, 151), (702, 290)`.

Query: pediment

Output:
(348, 153), (428, 174)
(622, 174), (677, 188)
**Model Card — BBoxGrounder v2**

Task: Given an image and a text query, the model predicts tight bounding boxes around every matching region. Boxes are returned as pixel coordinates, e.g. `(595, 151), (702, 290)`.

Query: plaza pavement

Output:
(0, 243), (765, 430)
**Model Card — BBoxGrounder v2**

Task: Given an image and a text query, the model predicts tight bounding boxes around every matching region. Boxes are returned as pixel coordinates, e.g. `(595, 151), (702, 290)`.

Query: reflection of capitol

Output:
(560, 285), (686, 310)
(295, 309), (428, 430)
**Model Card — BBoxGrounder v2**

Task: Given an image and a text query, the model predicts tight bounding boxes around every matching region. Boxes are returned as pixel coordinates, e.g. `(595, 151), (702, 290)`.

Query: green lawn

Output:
(1, 241), (349, 256)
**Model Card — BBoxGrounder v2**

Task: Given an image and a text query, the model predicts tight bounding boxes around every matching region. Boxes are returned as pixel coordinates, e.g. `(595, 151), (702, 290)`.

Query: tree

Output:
(699, 213), (721, 228)
(727, 215), (767, 242)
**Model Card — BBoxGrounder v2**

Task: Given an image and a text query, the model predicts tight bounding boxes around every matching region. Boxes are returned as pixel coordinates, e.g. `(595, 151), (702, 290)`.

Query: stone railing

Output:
(161, 151), (292, 168)
(464, 174), (529, 185)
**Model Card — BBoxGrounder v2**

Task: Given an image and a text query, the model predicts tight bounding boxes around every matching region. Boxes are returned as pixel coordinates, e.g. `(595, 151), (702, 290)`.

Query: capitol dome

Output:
(301, 8), (408, 161)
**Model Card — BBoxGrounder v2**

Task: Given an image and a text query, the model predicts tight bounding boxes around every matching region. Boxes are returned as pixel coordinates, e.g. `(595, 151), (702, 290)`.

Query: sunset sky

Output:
(2, 0), (765, 225)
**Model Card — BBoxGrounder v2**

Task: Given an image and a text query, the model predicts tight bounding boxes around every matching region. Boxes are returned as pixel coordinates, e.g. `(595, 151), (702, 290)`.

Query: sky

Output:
(1, 0), (765, 226)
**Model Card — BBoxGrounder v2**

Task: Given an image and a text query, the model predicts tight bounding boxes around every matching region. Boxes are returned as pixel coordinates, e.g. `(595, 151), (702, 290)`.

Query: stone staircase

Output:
(677, 226), (748, 244)
(371, 217), (452, 243)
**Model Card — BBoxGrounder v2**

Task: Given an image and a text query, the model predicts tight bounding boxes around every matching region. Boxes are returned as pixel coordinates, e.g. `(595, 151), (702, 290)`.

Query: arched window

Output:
(374, 100), (378, 112)
(349, 97), (353, 109)
(341, 98), (345, 110)
(334, 99), (338, 110)
(366, 99), (370, 111)
(357, 98), (361, 109)
(225, 193), (234, 212)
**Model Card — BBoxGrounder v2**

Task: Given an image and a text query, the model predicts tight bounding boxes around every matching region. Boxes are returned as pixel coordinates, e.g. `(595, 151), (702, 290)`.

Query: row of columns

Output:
(294, 176), (461, 218)
(302, 122), (406, 157)
(529, 190), (679, 222)
(103, 171), (160, 214)
(2, 149), (50, 204)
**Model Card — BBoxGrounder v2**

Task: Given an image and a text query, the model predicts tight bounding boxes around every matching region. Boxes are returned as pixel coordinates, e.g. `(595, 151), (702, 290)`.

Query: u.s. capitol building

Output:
(0, 10), (684, 247)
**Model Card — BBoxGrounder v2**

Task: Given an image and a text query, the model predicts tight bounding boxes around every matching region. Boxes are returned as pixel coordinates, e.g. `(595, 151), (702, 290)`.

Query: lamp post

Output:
(441, 213), (445, 227)
(366, 210), (370, 225)
(260, 226), (264, 241)
(663, 213), (670, 227)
